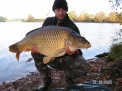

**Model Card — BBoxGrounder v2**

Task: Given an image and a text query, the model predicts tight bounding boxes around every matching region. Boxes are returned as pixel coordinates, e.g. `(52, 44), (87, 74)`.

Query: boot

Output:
(38, 76), (52, 91)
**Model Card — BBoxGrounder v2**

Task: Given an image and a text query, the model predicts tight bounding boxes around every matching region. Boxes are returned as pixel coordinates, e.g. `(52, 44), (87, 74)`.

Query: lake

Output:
(0, 22), (121, 83)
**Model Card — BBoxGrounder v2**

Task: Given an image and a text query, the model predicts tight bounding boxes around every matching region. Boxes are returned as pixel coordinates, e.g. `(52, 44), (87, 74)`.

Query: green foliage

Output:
(117, 12), (122, 25)
(112, 29), (122, 44)
(108, 28), (122, 60)
(109, 0), (122, 24)
(108, 43), (122, 59)
(108, 12), (119, 23)
(68, 11), (120, 23)
(78, 12), (94, 22)
(94, 11), (107, 22)
(26, 14), (35, 22)
(68, 10), (77, 21)
(23, 14), (45, 22)
(0, 16), (7, 22)
(25, 11), (121, 22)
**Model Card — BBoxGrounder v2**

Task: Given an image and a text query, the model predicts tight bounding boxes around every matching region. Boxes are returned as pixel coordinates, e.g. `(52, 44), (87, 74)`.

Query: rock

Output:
(95, 52), (109, 58)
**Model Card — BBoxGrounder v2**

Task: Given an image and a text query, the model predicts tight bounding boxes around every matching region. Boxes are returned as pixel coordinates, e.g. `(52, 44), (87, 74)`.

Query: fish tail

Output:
(9, 43), (20, 61)
(9, 43), (18, 52)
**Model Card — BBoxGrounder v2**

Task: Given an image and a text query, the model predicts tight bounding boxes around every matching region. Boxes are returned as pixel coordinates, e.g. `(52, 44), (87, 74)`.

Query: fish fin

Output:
(26, 57), (33, 63)
(16, 52), (20, 61)
(65, 48), (75, 55)
(9, 43), (21, 61)
(64, 40), (74, 55)
(51, 57), (55, 61)
(54, 48), (65, 57)
(43, 57), (52, 64)
(65, 40), (71, 48)
(65, 41), (75, 55)
(9, 43), (19, 53)
(31, 46), (38, 53)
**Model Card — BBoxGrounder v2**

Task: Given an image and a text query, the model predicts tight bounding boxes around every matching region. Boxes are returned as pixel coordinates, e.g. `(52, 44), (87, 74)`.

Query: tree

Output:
(109, 0), (122, 23)
(109, 0), (122, 10)
(26, 14), (35, 22)
(77, 11), (94, 22)
(68, 10), (77, 21)
(108, 0), (122, 60)
(108, 12), (119, 22)
(0, 16), (7, 22)
(94, 11), (106, 22)
(117, 12), (122, 24)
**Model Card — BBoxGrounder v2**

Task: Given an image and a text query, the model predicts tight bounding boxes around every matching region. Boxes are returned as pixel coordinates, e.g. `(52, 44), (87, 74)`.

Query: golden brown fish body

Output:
(9, 26), (91, 64)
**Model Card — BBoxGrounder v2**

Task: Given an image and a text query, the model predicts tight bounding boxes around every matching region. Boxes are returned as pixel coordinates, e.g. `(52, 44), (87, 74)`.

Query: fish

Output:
(9, 26), (91, 64)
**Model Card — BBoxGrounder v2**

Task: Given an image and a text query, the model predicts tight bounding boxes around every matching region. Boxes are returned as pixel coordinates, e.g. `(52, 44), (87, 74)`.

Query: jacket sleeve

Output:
(68, 21), (81, 35)
(72, 25), (81, 35)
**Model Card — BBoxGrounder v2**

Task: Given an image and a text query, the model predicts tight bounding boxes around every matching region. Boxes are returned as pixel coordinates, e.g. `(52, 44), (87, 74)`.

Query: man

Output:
(32, 0), (90, 91)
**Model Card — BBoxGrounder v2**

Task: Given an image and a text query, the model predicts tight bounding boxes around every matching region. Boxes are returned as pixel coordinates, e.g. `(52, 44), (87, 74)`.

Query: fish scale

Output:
(9, 26), (91, 64)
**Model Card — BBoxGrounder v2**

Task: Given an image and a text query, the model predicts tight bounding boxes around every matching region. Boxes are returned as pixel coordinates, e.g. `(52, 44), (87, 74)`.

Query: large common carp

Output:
(9, 26), (91, 64)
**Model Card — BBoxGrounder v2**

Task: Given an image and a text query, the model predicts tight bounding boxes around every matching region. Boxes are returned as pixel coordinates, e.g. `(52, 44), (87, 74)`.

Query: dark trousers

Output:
(32, 52), (90, 90)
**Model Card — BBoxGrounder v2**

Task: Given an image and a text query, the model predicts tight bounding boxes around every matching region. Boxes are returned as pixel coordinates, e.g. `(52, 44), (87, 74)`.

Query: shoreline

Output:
(0, 57), (121, 91)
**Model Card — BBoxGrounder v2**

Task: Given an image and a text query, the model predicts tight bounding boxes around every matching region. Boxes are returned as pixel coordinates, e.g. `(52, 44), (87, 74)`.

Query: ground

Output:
(0, 57), (122, 91)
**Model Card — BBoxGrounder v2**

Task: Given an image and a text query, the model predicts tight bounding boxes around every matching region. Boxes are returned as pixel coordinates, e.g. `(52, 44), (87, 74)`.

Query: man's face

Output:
(54, 8), (67, 21)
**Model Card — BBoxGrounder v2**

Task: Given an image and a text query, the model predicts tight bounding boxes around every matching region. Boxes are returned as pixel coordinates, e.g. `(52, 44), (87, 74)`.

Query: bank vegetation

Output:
(0, 11), (121, 23)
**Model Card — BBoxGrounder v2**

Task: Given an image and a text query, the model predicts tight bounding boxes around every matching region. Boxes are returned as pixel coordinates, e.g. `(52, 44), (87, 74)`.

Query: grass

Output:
(108, 43), (122, 60)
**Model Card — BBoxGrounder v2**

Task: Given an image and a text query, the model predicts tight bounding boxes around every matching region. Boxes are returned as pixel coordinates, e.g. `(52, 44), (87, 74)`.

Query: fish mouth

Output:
(87, 43), (91, 48)
(79, 43), (91, 49)
(85, 43), (91, 49)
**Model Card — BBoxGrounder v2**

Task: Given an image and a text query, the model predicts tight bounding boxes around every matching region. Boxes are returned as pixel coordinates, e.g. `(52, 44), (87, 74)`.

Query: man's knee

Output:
(63, 54), (90, 84)
(31, 52), (50, 74)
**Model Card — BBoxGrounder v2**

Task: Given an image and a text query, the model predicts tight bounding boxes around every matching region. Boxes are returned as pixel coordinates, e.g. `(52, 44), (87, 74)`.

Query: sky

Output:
(0, 0), (119, 19)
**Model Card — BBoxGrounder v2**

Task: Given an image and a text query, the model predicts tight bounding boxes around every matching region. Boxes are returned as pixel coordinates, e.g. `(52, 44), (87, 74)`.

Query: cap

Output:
(52, 0), (68, 11)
